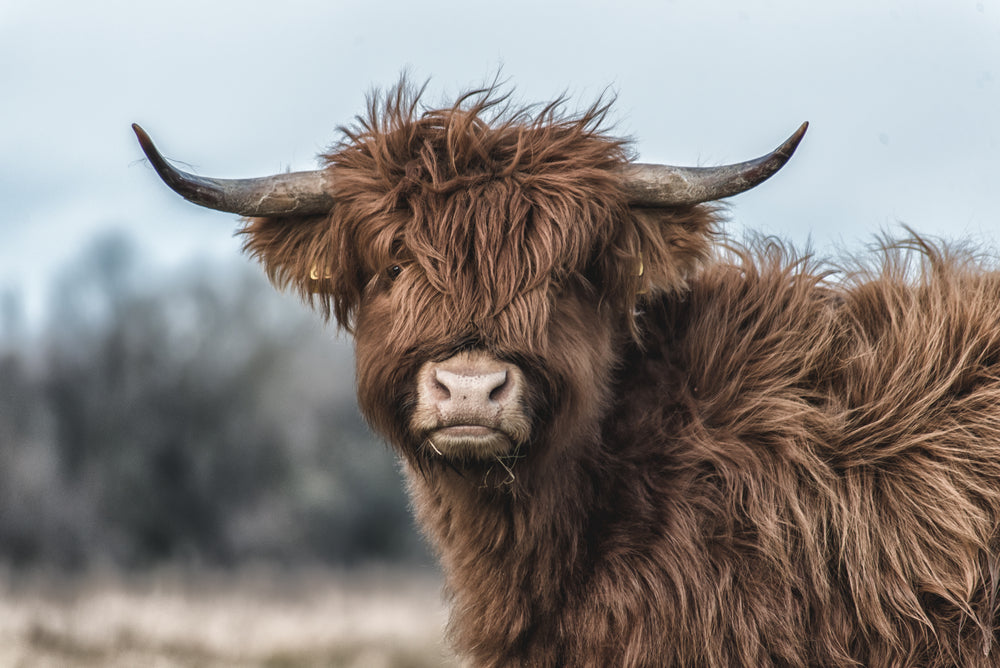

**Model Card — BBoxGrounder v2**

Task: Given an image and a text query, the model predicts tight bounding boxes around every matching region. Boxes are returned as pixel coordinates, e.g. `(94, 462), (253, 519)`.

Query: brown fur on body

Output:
(242, 84), (1000, 666)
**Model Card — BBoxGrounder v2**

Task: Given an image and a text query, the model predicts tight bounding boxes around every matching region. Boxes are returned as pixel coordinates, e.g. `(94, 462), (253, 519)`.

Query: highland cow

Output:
(134, 84), (1000, 667)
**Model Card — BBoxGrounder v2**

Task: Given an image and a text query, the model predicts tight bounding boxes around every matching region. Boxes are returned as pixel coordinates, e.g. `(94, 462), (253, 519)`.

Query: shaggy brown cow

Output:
(134, 84), (1000, 667)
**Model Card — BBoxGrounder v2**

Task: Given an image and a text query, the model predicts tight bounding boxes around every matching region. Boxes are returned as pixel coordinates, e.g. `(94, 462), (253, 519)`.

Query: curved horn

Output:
(619, 122), (808, 207)
(132, 124), (335, 216)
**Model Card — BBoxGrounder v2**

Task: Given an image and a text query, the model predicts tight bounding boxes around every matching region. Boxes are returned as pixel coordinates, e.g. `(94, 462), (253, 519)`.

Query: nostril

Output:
(430, 371), (452, 401)
(488, 372), (509, 403)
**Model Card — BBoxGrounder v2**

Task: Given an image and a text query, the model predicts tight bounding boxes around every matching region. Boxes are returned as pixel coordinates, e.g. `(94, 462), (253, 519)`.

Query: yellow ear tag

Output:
(636, 258), (648, 295)
(309, 264), (333, 293)
(309, 264), (332, 281)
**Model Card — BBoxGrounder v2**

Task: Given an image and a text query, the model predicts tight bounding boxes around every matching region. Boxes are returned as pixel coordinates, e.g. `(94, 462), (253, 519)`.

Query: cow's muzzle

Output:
(411, 351), (531, 460)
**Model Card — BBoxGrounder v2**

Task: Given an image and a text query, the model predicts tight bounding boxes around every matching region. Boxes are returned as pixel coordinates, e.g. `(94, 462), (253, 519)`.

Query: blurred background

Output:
(1, 0), (997, 665)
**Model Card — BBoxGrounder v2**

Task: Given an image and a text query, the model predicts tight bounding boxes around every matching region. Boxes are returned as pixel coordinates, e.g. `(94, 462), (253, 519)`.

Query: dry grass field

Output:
(0, 567), (459, 667)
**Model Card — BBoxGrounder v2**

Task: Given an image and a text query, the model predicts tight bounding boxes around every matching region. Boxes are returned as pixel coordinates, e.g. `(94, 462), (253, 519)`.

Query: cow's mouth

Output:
(436, 425), (494, 438)
(423, 424), (516, 460)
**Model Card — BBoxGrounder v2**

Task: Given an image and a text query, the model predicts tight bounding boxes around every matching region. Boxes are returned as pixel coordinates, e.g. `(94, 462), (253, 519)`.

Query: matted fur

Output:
(242, 84), (712, 343)
(241, 83), (1000, 667)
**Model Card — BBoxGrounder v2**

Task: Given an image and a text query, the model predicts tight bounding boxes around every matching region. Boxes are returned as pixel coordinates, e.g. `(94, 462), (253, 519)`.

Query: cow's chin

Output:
(421, 425), (518, 461)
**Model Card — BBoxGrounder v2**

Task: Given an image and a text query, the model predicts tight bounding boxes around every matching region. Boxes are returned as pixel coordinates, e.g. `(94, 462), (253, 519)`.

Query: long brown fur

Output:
(242, 82), (1000, 666)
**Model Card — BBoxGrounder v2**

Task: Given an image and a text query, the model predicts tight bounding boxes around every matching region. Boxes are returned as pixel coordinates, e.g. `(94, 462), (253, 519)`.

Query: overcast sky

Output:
(1, 0), (997, 325)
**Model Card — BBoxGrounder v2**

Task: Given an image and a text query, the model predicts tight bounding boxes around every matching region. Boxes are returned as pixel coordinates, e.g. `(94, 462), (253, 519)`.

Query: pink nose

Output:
(432, 367), (509, 404)
(418, 352), (522, 423)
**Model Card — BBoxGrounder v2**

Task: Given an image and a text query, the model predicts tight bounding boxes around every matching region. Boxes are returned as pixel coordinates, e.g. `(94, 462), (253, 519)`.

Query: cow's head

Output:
(134, 84), (805, 480)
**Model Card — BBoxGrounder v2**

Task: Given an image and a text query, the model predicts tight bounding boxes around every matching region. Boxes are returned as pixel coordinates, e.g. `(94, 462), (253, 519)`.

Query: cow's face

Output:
(338, 198), (715, 468)
(340, 167), (633, 464)
(240, 104), (718, 470)
(351, 248), (622, 464)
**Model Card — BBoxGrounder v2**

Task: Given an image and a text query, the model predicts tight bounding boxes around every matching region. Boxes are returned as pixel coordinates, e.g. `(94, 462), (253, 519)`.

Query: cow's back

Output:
(625, 238), (1000, 665)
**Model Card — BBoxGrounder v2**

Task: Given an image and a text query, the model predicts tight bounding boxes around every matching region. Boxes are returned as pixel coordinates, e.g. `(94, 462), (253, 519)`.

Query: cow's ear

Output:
(630, 205), (719, 296)
(241, 213), (363, 329)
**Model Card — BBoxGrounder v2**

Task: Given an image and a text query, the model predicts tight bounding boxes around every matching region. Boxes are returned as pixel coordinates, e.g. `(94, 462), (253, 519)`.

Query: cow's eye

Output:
(386, 264), (403, 281)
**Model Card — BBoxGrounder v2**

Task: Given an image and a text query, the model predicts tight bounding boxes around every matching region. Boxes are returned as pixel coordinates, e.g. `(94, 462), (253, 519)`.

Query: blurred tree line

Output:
(0, 233), (428, 571)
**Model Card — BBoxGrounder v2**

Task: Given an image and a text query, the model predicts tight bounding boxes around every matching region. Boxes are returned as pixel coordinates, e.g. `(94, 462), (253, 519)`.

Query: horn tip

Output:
(774, 122), (809, 163)
(787, 121), (809, 150)
(131, 123), (159, 162)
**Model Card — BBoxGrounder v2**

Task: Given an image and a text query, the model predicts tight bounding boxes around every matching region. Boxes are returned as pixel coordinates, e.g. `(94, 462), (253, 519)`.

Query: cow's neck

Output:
(405, 422), (605, 664)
